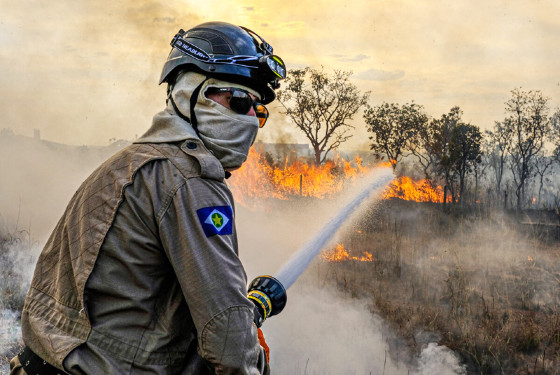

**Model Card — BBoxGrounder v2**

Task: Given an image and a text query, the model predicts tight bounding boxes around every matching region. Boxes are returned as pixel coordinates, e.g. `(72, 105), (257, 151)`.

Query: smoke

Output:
(0, 222), (41, 373)
(0, 132), (117, 371)
(265, 282), (406, 374)
(0, 308), (21, 373)
(0, 133), (125, 241)
(0, 1), (200, 146)
(0, 309), (21, 353)
(415, 344), (466, 375)
(274, 168), (394, 289)
(235, 180), (467, 374)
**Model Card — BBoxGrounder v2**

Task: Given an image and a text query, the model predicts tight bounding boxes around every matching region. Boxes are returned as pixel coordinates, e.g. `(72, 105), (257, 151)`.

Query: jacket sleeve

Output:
(158, 175), (265, 374)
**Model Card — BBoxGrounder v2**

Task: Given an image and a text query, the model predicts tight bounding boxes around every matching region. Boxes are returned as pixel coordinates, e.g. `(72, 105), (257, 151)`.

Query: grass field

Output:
(315, 199), (560, 374)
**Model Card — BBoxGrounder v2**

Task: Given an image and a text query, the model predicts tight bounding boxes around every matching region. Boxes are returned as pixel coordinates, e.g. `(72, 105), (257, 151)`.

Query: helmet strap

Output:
(168, 78), (209, 137)
(189, 78), (208, 133)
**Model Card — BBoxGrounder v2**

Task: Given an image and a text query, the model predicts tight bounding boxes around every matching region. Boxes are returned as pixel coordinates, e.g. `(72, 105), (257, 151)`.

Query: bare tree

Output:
(551, 109), (560, 163)
(504, 88), (551, 210)
(363, 102), (429, 170)
(533, 151), (555, 207)
(533, 108), (560, 207)
(472, 151), (489, 206)
(485, 121), (511, 202)
(408, 116), (442, 182)
(449, 123), (483, 205)
(431, 106), (463, 204)
(277, 67), (370, 165)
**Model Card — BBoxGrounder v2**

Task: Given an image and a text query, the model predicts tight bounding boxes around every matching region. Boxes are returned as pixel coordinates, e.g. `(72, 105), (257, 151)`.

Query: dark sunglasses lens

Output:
(229, 91), (253, 115)
(255, 104), (268, 128)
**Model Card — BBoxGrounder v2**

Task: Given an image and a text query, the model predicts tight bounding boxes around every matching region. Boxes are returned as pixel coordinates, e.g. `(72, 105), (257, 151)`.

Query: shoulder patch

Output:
(196, 205), (234, 237)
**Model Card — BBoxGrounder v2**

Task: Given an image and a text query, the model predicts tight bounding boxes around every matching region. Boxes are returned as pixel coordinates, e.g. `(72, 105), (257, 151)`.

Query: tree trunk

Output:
(443, 185), (448, 211)
(496, 156), (504, 198)
(516, 188), (522, 211)
(313, 146), (321, 166)
(538, 174), (544, 208)
(458, 169), (466, 206)
(474, 170), (479, 206)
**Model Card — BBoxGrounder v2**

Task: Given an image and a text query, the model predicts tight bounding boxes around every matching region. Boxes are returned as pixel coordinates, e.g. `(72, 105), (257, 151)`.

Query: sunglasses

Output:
(207, 87), (269, 128)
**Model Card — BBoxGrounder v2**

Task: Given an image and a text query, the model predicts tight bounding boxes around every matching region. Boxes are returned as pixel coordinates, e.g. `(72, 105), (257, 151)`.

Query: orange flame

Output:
(321, 243), (373, 262)
(379, 159), (397, 169)
(228, 147), (369, 206)
(228, 147), (449, 206)
(382, 176), (449, 203)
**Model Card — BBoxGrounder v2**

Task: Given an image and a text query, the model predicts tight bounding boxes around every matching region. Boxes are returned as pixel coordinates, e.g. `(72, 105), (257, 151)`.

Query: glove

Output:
(257, 328), (270, 363)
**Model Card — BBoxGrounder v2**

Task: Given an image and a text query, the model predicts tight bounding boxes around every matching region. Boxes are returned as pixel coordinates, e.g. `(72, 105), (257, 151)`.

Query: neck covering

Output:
(136, 71), (260, 171)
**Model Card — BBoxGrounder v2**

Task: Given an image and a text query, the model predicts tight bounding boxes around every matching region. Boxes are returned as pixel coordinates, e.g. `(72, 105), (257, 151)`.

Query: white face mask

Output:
(172, 72), (260, 171)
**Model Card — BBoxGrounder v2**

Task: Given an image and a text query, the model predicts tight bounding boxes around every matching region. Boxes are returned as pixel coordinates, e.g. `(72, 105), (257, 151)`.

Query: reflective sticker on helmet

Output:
(171, 34), (211, 62)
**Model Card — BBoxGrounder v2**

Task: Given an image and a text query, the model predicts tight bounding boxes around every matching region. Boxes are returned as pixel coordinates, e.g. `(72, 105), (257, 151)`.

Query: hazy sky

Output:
(2, 0), (559, 149)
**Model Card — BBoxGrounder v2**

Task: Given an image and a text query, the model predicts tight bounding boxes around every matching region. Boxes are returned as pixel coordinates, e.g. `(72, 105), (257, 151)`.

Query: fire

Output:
(228, 147), (449, 206)
(228, 147), (369, 205)
(321, 243), (373, 262)
(379, 159), (397, 169)
(382, 176), (448, 203)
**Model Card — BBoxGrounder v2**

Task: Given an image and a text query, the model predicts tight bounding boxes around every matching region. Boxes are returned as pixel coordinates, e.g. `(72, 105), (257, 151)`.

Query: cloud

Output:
(331, 53), (370, 62)
(355, 68), (405, 81)
(153, 17), (176, 24)
(276, 21), (307, 31)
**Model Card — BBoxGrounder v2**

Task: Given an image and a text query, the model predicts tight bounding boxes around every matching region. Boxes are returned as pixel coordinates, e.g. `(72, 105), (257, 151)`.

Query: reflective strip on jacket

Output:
(21, 136), (265, 374)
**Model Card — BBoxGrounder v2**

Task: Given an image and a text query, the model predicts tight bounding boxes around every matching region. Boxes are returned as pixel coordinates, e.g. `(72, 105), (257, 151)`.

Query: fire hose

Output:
(247, 275), (287, 327)
(247, 168), (394, 326)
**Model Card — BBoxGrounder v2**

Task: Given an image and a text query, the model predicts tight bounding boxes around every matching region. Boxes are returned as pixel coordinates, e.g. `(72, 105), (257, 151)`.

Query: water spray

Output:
(247, 168), (394, 326)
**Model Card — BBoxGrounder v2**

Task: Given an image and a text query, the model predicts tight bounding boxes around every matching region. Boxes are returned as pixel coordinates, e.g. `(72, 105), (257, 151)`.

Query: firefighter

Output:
(10, 21), (285, 374)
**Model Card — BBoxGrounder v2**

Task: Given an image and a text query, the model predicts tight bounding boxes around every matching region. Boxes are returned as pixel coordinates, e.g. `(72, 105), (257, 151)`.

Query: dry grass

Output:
(0, 227), (34, 372)
(0, 229), (34, 312)
(315, 200), (560, 374)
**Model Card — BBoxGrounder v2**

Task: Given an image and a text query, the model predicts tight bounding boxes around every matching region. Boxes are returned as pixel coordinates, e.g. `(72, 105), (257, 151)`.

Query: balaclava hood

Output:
(171, 71), (260, 171)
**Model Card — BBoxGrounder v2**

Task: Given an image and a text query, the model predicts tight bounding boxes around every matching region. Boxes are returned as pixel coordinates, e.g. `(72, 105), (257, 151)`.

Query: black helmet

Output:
(160, 22), (286, 104)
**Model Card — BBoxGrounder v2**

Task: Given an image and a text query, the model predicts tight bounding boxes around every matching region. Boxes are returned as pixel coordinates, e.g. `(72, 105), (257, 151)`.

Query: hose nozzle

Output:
(248, 275), (287, 327)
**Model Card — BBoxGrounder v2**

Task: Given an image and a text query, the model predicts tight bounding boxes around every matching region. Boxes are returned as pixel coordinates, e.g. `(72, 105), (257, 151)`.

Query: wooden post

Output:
(300, 174), (303, 196)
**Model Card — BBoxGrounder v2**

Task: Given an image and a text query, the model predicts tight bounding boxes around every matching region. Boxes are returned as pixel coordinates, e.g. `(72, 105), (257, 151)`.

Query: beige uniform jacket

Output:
(21, 109), (265, 374)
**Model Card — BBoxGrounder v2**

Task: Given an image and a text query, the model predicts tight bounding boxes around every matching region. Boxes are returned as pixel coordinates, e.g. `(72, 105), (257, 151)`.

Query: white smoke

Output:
(266, 284), (467, 375)
(266, 283), (405, 374)
(0, 309), (22, 355)
(235, 183), (467, 375)
(0, 229), (41, 374)
(414, 343), (466, 375)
